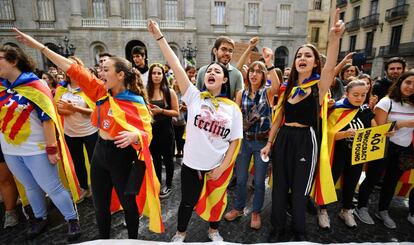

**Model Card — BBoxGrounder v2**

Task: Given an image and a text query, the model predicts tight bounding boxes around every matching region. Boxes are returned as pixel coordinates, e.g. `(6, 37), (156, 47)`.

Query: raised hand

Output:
(13, 28), (44, 50)
(329, 8), (345, 41)
(249, 36), (259, 49)
(147, 19), (163, 40)
(262, 47), (274, 67)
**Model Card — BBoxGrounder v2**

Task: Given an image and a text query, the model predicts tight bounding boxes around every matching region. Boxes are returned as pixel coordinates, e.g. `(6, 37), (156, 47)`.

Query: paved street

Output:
(0, 159), (413, 244)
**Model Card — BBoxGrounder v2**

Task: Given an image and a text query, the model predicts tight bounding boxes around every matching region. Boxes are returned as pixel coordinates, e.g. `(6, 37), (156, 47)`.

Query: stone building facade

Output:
(332, 0), (413, 77)
(307, 0), (331, 55)
(0, 0), (308, 70)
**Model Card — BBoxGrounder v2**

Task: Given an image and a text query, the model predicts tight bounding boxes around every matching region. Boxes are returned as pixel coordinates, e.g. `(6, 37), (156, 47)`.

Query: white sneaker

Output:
(3, 209), (19, 228)
(354, 207), (375, 225)
(317, 209), (330, 229)
(376, 210), (396, 229)
(208, 230), (224, 242)
(171, 232), (186, 242)
(339, 209), (357, 228)
(407, 214), (414, 226)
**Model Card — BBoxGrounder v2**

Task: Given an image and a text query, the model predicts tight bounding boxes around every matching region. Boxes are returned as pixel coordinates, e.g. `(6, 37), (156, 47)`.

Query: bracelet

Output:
(266, 66), (275, 72)
(40, 45), (47, 53)
(156, 36), (164, 41)
(267, 140), (273, 144)
(45, 146), (58, 155)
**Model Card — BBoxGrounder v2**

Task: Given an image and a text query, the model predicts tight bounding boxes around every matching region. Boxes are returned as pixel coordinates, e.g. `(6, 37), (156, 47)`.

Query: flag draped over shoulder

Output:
(54, 81), (96, 110)
(0, 73), (81, 205)
(395, 135), (414, 197)
(195, 96), (242, 222)
(99, 90), (164, 233)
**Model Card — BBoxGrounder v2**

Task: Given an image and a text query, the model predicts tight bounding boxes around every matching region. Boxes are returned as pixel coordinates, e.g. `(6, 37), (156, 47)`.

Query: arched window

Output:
(42, 43), (60, 69)
(274, 46), (289, 71)
(125, 40), (147, 66)
(90, 42), (108, 66)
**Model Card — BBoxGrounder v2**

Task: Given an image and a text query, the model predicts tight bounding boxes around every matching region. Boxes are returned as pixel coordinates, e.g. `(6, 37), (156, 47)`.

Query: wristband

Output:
(266, 66), (275, 72)
(156, 36), (164, 41)
(45, 146), (58, 155)
(267, 140), (273, 144)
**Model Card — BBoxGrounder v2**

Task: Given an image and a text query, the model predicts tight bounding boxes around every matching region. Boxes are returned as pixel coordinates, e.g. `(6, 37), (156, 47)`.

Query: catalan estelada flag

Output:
(395, 134), (414, 197)
(195, 97), (242, 222)
(100, 91), (164, 233)
(0, 72), (81, 205)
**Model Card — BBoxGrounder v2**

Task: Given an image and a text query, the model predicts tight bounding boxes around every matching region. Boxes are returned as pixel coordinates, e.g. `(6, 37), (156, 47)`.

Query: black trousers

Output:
(358, 142), (411, 211)
(64, 132), (98, 189)
(321, 143), (363, 210)
(90, 137), (141, 239)
(271, 125), (317, 235)
(177, 164), (219, 232)
(150, 120), (175, 187)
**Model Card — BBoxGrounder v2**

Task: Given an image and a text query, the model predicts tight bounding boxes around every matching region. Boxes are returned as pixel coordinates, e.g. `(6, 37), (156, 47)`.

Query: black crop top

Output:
(284, 92), (317, 127)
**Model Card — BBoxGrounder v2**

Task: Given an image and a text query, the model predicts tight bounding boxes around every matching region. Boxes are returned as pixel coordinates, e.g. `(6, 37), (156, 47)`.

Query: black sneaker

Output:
(67, 219), (81, 241)
(160, 186), (172, 199)
(26, 217), (48, 240)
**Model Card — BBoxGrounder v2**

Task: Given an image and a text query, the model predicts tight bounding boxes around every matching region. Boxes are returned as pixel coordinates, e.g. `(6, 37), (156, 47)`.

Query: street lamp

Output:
(180, 40), (197, 61)
(58, 36), (76, 57)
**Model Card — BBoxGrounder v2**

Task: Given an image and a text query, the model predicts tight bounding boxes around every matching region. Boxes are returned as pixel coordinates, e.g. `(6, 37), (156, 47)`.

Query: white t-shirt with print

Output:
(376, 97), (414, 147)
(60, 84), (98, 137)
(182, 85), (243, 170)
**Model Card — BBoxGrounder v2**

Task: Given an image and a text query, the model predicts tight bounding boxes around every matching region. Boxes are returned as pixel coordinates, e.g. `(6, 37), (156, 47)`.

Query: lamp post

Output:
(180, 40), (197, 62)
(58, 36), (76, 57)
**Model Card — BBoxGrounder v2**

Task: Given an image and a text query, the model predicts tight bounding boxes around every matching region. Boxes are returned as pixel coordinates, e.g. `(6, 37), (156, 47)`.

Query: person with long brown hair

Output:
(262, 9), (345, 241)
(147, 63), (179, 198)
(13, 28), (164, 238)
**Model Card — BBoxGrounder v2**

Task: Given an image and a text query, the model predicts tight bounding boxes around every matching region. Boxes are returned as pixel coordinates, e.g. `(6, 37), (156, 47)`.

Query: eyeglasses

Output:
(249, 69), (264, 74)
(219, 47), (234, 54)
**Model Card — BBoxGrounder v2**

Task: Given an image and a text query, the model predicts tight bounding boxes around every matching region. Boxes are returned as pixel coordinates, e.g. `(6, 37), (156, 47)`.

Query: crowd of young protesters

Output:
(0, 10), (413, 243)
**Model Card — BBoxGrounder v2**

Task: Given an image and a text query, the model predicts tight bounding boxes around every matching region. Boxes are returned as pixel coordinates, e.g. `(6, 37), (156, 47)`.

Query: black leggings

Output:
(90, 137), (141, 239)
(64, 132), (98, 190)
(358, 142), (412, 212)
(150, 121), (175, 187)
(321, 143), (363, 210)
(271, 126), (317, 235)
(177, 164), (219, 232)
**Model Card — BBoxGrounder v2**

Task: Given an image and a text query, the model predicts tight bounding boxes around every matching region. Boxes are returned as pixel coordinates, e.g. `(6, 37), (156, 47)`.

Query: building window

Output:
(311, 27), (320, 44)
(37, 0), (55, 21)
(339, 11), (345, 20)
(277, 4), (291, 28)
(92, 0), (107, 18)
(349, 35), (357, 51)
(0, 0), (14, 20)
(396, 0), (406, 6)
(352, 6), (360, 20)
(129, 0), (144, 19)
(214, 1), (226, 25)
(390, 25), (402, 51)
(165, 0), (178, 21)
(365, 31), (374, 52)
(247, 2), (259, 26)
(370, 0), (378, 14)
(313, 0), (322, 10)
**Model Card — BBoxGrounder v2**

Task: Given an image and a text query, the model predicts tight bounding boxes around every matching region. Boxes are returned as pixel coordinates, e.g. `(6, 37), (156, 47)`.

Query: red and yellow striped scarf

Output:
(194, 96), (242, 221)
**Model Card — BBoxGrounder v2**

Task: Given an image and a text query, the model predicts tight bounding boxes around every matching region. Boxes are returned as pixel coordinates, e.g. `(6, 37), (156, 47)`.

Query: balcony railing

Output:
(38, 21), (55, 29)
(378, 42), (414, 57)
(0, 20), (15, 29)
(159, 20), (185, 29)
(81, 18), (109, 27)
(360, 13), (379, 28)
(345, 19), (360, 32)
(336, 0), (347, 8)
(385, 4), (409, 22)
(121, 19), (147, 28)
